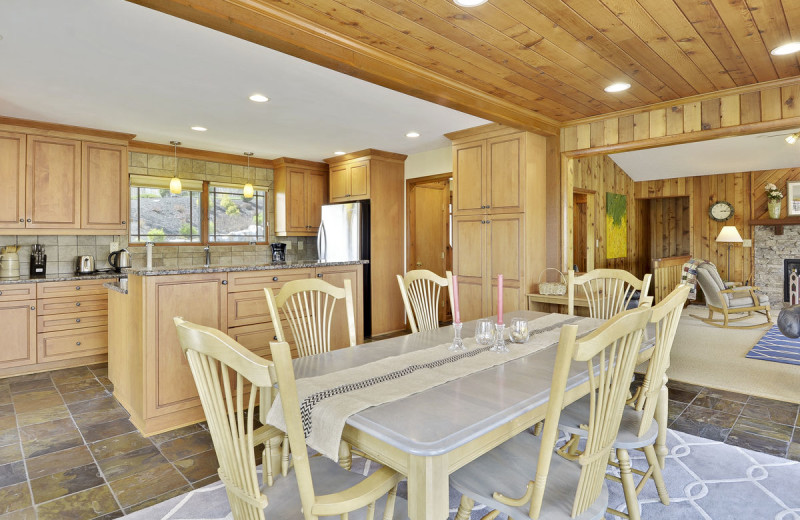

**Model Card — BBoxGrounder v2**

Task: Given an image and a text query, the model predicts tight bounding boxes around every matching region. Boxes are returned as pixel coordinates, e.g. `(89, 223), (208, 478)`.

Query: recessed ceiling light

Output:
(406, 131), (420, 138)
(771, 42), (800, 56)
(334, 151), (346, 156)
(249, 94), (269, 103)
(604, 83), (631, 93)
(454, 0), (488, 6)
(191, 126), (207, 132)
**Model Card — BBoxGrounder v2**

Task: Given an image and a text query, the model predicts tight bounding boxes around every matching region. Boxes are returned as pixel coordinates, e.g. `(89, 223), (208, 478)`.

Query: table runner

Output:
(266, 313), (603, 460)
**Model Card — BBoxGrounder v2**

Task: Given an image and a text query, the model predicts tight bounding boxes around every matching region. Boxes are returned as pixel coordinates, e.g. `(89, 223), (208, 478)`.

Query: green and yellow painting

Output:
(606, 192), (627, 259)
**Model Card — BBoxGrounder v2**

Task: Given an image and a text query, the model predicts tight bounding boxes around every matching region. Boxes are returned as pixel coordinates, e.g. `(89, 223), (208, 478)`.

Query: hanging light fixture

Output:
(243, 152), (254, 199)
(786, 132), (800, 145)
(169, 141), (182, 194)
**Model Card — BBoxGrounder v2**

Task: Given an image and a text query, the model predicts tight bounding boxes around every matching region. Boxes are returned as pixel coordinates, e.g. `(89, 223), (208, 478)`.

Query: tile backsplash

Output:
(0, 235), (124, 275)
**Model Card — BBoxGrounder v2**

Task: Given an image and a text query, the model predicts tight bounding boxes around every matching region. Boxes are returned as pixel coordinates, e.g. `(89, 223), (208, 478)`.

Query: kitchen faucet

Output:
(204, 246), (210, 267)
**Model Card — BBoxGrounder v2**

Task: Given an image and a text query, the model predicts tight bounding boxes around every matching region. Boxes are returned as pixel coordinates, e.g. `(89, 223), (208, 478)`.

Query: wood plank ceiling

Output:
(129, 0), (800, 133)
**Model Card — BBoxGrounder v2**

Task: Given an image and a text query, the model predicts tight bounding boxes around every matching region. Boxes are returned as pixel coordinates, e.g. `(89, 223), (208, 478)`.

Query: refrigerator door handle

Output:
(318, 221), (327, 260)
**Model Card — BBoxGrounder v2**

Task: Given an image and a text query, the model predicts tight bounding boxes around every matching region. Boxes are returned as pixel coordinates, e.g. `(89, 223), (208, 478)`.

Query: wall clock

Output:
(709, 201), (734, 222)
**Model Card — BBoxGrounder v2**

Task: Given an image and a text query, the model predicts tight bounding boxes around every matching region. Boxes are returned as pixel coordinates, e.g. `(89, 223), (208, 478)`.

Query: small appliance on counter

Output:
(76, 255), (95, 274)
(108, 248), (132, 272)
(270, 243), (287, 263)
(30, 244), (46, 278)
(0, 246), (20, 279)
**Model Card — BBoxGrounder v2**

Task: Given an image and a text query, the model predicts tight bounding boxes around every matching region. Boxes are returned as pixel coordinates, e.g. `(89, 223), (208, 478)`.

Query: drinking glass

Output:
(510, 318), (529, 343)
(475, 319), (494, 346)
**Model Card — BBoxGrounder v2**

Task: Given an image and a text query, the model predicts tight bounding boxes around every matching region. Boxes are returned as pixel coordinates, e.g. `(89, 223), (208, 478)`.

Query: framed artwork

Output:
(606, 192), (627, 259)
(788, 181), (800, 216)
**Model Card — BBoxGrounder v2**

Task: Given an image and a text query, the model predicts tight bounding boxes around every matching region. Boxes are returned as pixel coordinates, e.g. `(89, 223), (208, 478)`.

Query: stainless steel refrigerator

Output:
(318, 201), (371, 336)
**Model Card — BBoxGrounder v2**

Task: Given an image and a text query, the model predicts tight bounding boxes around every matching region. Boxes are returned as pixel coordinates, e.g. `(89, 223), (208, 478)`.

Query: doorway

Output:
(572, 190), (595, 273)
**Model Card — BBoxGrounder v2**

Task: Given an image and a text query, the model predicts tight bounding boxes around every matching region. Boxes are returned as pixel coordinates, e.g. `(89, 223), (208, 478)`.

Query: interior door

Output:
(573, 193), (588, 272)
(409, 179), (450, 320)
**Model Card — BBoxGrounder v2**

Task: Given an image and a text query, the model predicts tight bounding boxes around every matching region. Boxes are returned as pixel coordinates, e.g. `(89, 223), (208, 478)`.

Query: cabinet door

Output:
(349, 162), (370, 200)
(82, 142), (127, 229)
(487, 134), (524, 214)
(0, 300), (36, 369)
(329, 165), (349, 202)
(453, 141), (485, 215)
(0, 131), (26, 229)
(26, 135), (81, 228)
(286, 168), (308, 233)
(146, 273), (227, 418)
(487, 214), (524, 315)
(453, 215), (486, 322)
(306, 170), (328, 232)
(316, 265), (363, 347)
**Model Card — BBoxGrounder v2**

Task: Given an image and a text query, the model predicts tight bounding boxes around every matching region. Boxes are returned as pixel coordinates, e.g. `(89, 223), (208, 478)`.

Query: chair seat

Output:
(558, 394), (659, 450)
(729, 293), (769, 308)
(450, 431), (607, 520)
(264, 455), (409, 519)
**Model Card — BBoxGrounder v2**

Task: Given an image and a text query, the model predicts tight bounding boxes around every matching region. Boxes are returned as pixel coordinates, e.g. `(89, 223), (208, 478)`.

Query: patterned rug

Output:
(746, 325), (800, 366)
(125, 429), (800, 519)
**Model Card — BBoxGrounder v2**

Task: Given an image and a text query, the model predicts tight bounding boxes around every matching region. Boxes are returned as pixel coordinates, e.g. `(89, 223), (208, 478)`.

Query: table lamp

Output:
(715, 226), (743, 282)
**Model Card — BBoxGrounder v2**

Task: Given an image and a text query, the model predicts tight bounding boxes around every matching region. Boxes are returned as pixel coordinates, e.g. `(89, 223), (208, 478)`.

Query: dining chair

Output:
(269, 340), (408, 520)
(568, 269), (653, 319)
(450, 305), (652, 520)
(173, 318), (286, 519)
(556, 284), (690, 520)
(396, 269), (454, 333)
(265, 278), (357, 475)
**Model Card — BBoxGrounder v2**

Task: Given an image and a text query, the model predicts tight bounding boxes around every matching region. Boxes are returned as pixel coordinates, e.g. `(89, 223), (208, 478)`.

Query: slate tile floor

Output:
(0, 365), (798, 519)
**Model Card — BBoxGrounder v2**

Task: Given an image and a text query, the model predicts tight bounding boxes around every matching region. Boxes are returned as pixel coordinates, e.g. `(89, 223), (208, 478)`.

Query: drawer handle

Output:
(76, 341), (81, 346)
(273, 276), (278, 281)
(27, 218), (31, 222)
(76, 286), (81, 290)
(317, 273), (323, 278)
(30, 306), (35, 311)
(273, 335), (278, 341)
(19, 219), (23, 223)
(221, 280), (228, 285)
(76, 302), (81, 307)
(76, 318), (81, 323)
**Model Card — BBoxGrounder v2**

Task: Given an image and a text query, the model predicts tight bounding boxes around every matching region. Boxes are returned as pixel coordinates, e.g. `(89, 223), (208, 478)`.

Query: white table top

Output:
(292, 310), (614, 457)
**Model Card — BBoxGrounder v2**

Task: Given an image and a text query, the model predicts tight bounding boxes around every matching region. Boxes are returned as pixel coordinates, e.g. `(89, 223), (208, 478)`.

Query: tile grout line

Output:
(9, 382), (36, 519)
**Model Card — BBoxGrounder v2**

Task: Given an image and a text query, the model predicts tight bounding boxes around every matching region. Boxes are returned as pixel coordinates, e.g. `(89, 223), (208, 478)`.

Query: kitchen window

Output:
(208, 184), (268, 243)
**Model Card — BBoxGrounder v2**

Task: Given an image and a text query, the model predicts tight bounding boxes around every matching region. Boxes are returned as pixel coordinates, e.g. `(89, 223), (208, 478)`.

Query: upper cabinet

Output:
(0, 118), (133, 234)
(273, 158), (329, 237)
(329, 158), (370, 202)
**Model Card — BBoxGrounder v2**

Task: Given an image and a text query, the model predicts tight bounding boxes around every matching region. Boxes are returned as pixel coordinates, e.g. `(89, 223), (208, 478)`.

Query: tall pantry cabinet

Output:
(449, 125), (548, 322)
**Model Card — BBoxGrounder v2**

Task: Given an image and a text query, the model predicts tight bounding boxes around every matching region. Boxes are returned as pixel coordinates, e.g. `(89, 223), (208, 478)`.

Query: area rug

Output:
(124, 429), (800, 519)
(746, 325), (800, 366)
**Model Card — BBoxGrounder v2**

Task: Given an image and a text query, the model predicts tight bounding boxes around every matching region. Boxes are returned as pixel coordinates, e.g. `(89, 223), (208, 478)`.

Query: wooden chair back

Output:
(652, 255), (691, 303)
(518, 306), (651, 519)
(568, 268), (653, 319)
(174, 318), (279, 520)
(265, 278), (356, 357)
(634, 284), (690, 436)
(396, 269), (454, 333)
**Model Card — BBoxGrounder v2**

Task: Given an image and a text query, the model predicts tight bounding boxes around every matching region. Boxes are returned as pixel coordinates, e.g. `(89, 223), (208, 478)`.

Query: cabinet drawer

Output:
(37, 326), (108, 363)
(228, 322), (296, 360)
(37, 310), (108, 333)
(0, 283), (36, 301)
(37, 294), (108, 315)
(226, 269), (312, 293)
(37, 279), (110, 298)
(228, 290), (270, 327)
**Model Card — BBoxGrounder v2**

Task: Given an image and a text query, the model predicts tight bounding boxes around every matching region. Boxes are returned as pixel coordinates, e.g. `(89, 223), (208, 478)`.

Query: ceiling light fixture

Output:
(406, 131), (420, 138)
(334, 151), (346, 156)
(249, 94), (269, 103)
(243, 152), (254, 199)
(604, 82), (631, 93)
(786, 132), (800, 145)
(771, 42), (800, 56)
(453, 0), (488, 6)
(169, 141), (182, 194)
(191, 126), (207, 132)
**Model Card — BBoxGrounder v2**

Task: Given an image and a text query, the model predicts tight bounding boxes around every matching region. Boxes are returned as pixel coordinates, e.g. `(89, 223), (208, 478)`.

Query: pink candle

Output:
(452, 275), (461, 324)
(497, 274), (504, 325)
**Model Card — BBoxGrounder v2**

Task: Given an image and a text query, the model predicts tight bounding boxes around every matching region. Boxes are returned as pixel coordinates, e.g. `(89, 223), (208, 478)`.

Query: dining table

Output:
(287, 310), (664, 520)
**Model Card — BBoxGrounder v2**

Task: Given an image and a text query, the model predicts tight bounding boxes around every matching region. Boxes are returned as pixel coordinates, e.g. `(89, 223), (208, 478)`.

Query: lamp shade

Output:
(169, 177), (182, 195)
(715, 226), (743, 243)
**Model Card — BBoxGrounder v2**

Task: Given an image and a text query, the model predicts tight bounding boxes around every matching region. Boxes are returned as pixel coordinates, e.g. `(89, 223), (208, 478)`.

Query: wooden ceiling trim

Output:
(786, 2), (800, 40)
(708, 0), (779, 83)
(126, 0), (560, 134)
(744, 0), (800, 78)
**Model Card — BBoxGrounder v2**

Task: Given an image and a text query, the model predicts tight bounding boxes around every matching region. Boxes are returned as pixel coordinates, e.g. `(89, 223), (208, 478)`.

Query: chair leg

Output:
(281, 434), (290, 476)
(656, 376), (669, 469)
(617, 448), (641, 520)
(339, 440), (352, 470)
(644, 445), (670, 505)
(455, 495), (475, 520)
(532, 421), (543, 436)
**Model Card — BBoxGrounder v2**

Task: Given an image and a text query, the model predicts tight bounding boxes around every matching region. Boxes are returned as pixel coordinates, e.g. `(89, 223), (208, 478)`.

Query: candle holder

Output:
(448, 322), (465, 351)
(490, 322), (508, 353)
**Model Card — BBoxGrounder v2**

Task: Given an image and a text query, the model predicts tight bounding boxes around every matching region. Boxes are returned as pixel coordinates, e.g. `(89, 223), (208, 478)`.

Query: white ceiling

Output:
(0, 0), (487, 162)
(610, 129), (800, 181)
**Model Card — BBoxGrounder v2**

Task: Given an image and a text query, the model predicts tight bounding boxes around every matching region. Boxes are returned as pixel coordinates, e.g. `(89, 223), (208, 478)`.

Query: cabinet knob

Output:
(76, 318), (81, 323)
(76, 286), (81, 290)
(122, 220), (126, 225)
(76, 341), (81, 346)
(221, 280), (228, 285)
(273, 335), (278, 341)
(19, 219), (23, 223)
(273, 276), (278, 281)
(30, 306), (35, 311)
(0, 291), (2, 296)
(76, 302), (81, 306)
(317, 273), (323, 278)
(486, 205), (491, 209)
(26, 219), (31, 222)
(480, 205), (485, 209)
(486, 220), (491, 224)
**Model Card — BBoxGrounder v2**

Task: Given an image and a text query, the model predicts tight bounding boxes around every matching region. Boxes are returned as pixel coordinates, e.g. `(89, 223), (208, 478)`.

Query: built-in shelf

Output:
(750, 217), (800, 235)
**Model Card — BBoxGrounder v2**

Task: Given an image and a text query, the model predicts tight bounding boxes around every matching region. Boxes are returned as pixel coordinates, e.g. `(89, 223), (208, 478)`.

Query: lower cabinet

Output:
(37, 326), (108, 363)
(0, 299), (36, 370)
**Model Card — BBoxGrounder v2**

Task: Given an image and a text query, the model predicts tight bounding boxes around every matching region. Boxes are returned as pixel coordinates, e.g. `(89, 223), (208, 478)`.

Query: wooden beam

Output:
(125, 0), (560, 136)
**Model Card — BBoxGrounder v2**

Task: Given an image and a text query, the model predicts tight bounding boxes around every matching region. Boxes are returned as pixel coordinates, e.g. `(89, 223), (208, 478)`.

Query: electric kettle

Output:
(0, 246), (20, 279)
(108, 249), (132, 272)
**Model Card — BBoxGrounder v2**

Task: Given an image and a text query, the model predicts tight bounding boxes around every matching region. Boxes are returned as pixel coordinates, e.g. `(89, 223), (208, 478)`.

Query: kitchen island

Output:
(107, 261), (365, 436)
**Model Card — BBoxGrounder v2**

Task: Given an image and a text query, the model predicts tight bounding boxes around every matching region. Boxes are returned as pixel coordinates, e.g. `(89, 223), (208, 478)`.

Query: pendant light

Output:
(169, 140), (182, 194)
(243, 152), (254, 199)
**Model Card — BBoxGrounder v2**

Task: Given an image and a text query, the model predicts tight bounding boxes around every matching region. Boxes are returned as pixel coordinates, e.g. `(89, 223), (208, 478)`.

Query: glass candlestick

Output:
(449, 322), (465, 351)
(490, 323), (508, 353)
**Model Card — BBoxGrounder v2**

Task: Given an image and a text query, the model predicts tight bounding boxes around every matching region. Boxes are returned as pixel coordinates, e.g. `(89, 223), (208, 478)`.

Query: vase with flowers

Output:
(765, 183), (784, 219)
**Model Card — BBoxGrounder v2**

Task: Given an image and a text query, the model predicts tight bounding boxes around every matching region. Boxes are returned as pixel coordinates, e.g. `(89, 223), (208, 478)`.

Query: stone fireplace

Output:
(753, 226), (800, 310)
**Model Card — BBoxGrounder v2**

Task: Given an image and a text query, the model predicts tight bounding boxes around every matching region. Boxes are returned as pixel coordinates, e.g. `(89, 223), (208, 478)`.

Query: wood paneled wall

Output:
(751, 168), (800, 219)
(646, 197), (691, 261)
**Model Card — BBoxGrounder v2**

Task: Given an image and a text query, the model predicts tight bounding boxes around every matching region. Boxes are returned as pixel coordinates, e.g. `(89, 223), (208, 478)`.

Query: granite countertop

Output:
(0, 272), (122, 285)
(103, 281), (128, 295)
(124, 260), (368, 277)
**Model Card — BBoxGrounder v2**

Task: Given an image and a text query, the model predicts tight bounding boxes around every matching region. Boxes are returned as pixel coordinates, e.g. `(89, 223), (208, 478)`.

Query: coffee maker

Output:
(270, 243), (287, 263)
(30, 244), (46, 278)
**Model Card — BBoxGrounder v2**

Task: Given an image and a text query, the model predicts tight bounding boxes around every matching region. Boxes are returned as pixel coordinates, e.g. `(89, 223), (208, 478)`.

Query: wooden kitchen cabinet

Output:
(273, 157), (328, 236)
(0, 131), (26, 229)
(0, 299), (36, 370)
(81, 141), (128, 230)
(329, 159), (369, 202)
(315, 264), (365, 347)
(26, 135), (82, 229)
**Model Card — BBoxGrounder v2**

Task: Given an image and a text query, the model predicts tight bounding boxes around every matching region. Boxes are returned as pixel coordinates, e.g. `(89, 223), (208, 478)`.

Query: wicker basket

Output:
(538, 268), (567, 295)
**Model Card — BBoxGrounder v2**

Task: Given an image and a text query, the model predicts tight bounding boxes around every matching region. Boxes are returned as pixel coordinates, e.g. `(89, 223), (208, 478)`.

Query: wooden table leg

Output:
(408, 454), (450, 520)
(655, 375), (669, 468)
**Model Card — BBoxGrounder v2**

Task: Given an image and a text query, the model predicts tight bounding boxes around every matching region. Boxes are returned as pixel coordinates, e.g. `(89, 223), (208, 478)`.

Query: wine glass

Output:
(510, 318), (529, 343)
(475, 319), (494, 346)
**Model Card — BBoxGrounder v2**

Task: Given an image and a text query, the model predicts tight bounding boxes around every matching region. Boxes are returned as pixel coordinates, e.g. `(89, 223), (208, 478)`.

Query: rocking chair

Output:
(692, 262), (772, 329)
